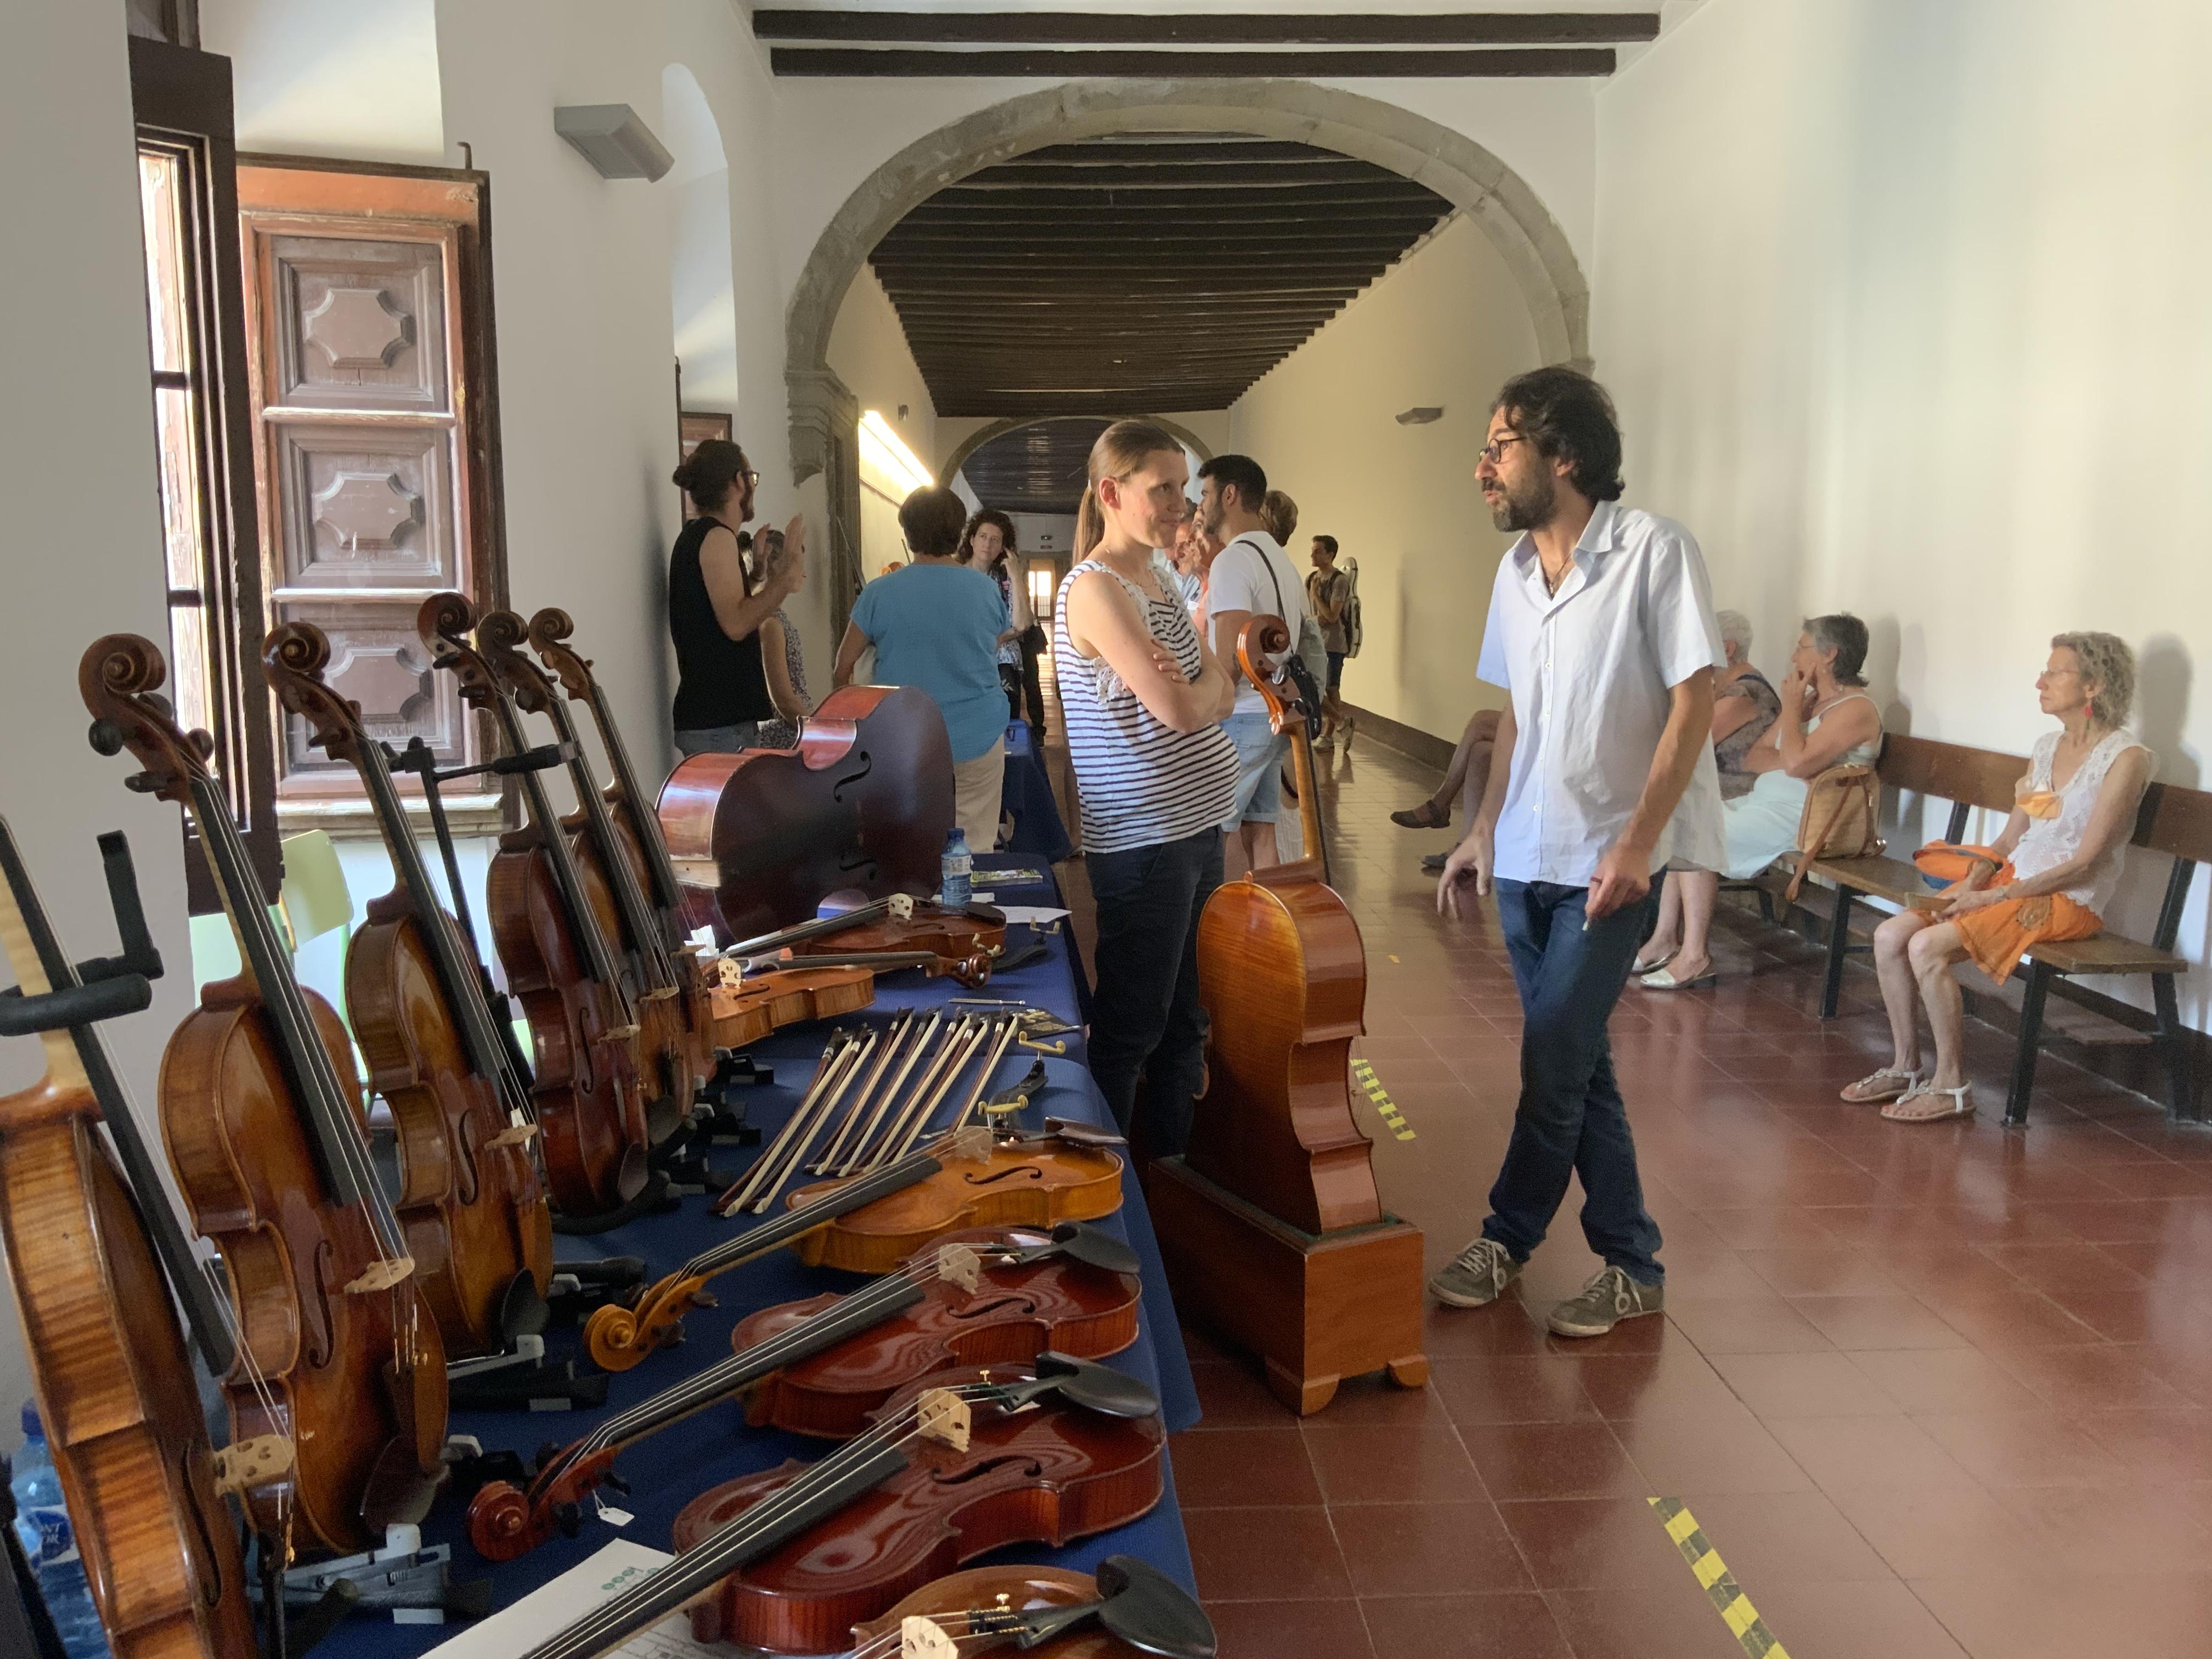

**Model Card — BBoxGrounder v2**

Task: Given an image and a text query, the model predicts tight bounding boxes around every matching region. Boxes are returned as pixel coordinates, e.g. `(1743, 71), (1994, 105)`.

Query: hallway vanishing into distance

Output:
(1138, 731), (2212, 1659)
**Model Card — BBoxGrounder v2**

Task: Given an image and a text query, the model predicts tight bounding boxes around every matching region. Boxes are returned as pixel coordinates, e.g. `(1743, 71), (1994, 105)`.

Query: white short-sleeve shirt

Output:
(1205, 531), (1310, 716)
(1476, 499), (1728, 886)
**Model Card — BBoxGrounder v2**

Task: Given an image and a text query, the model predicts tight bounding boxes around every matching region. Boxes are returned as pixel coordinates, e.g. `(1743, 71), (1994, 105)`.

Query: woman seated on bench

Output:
(1844, 632), (2151, 1122)
(1634, 613), (1882, 989)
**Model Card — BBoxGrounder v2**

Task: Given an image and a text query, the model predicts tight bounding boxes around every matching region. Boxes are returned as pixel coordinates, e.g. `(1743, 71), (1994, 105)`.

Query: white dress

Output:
(2011, 729), (2151, 915)
(1717, 693), (1882, 879)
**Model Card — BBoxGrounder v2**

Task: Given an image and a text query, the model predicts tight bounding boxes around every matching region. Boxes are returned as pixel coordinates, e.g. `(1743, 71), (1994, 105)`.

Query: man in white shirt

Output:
(1196, 453), (1312, 870)
(1432, 368), (1725, 1338)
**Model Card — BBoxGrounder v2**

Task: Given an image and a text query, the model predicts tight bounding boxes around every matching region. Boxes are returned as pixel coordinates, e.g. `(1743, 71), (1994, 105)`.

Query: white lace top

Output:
(2010, 728), (2152, 915)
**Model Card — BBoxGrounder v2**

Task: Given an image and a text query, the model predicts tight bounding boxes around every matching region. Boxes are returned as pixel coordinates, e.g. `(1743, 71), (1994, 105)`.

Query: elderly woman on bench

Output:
(1844, 632), (2152, 1123)
(1634, 614), (1883, 989)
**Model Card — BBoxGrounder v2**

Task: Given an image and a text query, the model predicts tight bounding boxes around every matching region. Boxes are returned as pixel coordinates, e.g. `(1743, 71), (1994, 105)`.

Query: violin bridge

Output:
(603, 1024), (642, 1042)
(211, 1435), (295, 1498)
(888, 893), (916, 922)
(943, 1126), (992, 1164)
(344, 1257), (416, 1294)
(913, 1388), (972, 1453)
(641, 986), (680, 1002)
(489, 1121), (539, 1148)
(935, 1243), (982, 1294)
(901, 1617), (958, 1659)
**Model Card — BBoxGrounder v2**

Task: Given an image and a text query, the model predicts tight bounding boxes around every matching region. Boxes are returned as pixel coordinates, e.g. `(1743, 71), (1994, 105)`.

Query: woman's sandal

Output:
(1640, 965), (1717, 991)
(1630, 950), (1677, 977)
(1840, 1068), (1922, 1104)
(1882, 1084), (1974, 1124)
(1391, 800), (1451, 829)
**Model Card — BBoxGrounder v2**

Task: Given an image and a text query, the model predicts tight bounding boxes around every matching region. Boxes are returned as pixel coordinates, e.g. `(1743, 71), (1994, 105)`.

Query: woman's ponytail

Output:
(1075, 482), (1107, 559)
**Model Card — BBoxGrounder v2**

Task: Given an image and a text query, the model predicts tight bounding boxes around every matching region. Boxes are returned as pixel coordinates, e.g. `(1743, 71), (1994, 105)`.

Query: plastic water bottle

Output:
(939, 827), (973, 910)
(12, 1404), (111, 1657)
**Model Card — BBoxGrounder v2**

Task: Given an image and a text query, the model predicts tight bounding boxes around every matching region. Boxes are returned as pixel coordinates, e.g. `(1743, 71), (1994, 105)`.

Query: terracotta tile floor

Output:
(1045, 715), (2212, 1657)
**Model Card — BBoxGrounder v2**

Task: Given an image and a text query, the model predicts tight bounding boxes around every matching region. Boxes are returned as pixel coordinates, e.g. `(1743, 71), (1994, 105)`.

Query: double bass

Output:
(0, 820), (258, 1657)
(658, 685), (955, 941)
(263, 622), (554, 1356)
(82, 634), (449, 1554)
(1150, 618), (1429, 1416)
(420, 595), (653, 1218)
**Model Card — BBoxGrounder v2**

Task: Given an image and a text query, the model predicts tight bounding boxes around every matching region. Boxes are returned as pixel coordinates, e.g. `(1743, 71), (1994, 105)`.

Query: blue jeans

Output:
(1084, 828), (1224, 1156)
(674, 721), (757, 757)
(1481, 879), (1666, 1285)
(1220, 708), (1286, 830)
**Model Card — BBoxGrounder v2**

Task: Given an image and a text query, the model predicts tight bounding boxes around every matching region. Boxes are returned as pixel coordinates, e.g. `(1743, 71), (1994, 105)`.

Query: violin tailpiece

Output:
(901, 1616), (959, 1659)
(914, 1388), (971, 1453)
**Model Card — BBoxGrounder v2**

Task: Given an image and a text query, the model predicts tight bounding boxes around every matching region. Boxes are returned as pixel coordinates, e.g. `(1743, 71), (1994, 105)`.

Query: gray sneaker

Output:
(1548, 1266), (1664, 1338)
(1429, 1238), (1523, 1307)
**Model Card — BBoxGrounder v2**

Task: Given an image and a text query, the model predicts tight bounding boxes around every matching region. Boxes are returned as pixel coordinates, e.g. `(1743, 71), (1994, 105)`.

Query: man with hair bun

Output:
(1432, 366), (1727, 1338)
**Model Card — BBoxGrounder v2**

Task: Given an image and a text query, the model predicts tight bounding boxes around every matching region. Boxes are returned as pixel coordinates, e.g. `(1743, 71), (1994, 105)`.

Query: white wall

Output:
(665, 63), (739, 415)
(1230, 216), (1543, 741)
(0, 3), (205, 1444)
(202, 0), (443, 162)
(830, 267), (940, 580)
(1592, 0), (2212, 1023)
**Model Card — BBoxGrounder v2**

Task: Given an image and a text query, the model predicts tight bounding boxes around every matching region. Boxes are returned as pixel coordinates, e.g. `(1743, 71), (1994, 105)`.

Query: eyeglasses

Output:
(740, 470), (761, 489)
(1478, 435), (1531, 467)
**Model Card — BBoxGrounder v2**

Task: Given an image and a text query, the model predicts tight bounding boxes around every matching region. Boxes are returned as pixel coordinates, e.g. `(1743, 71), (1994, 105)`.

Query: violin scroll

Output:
(526, 607), (596, 702)
(477, 608), (558, 714)
(419, 593), (503, 708)
(1233, 616), (1297, 737)
(263, 622), (368, 764)
(79, 634), (214, 802)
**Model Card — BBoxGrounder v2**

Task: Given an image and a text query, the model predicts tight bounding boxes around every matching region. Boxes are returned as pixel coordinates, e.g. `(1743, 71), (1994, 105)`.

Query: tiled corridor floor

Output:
(1106, 730), (2212, 1658)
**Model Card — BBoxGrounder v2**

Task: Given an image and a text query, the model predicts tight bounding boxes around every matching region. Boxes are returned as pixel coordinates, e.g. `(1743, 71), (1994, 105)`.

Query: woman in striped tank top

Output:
(1056, 421), (1239, 1157)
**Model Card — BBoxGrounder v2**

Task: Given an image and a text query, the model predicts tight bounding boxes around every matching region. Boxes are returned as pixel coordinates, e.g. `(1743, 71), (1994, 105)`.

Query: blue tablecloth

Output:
(332, 859), (1193, 1656)
(999, 720), (1073, 865)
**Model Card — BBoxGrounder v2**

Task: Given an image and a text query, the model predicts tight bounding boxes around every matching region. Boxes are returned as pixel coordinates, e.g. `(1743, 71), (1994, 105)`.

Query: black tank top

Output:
(668, 515), (774, 731)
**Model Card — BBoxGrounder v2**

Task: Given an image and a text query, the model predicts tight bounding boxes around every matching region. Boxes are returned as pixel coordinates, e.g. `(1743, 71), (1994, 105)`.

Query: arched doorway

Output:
(786, 78), (1589, 484)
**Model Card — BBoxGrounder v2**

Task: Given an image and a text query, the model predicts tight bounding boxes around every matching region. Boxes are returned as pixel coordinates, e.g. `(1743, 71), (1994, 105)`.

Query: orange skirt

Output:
(1912, 844), (2102, 984)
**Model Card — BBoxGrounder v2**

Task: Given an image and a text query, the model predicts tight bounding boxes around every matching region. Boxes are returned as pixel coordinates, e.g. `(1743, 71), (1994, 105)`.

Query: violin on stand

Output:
(477, 609), (708, 1128)
(466, 1222), (1138, 1561)
(420, 596), (655, 1222)
(850, 1557), (1216, 1658)
(1150, 618), (1429, 1417)
(0, 820), (260, 1658)
(263, 622), (554, 1358)
(658, 685), (956, 941)
(82, 634), (450, 1555)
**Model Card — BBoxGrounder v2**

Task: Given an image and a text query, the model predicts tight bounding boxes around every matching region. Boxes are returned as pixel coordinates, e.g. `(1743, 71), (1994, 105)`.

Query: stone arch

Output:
(939, 412), (1217, 482)
(787, 78), (1589, 482)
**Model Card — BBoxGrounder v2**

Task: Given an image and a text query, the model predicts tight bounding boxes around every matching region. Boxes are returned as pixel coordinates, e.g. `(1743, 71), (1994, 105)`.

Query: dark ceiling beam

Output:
(878, 223), (1431, 245)
(926, 183), (1445, 210)
(771, 47), (1617, 78)
(1017, 139), (1346, 165)
(895, 202), (1448, 227)
(952, 162), (1397, 189)
(753, 12), (1659, 46)
(939, 397), (1259, 418)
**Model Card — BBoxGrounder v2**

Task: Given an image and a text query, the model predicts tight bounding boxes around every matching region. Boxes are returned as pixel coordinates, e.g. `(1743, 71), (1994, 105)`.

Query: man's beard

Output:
(1488, 469), (1555, 533)
(1197, 498), (1223, 538)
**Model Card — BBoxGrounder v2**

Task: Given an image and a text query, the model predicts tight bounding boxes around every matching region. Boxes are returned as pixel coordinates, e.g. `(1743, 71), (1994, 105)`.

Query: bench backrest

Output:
(1875, 734), (2024, 814)
(2135, 781), (2212, 864)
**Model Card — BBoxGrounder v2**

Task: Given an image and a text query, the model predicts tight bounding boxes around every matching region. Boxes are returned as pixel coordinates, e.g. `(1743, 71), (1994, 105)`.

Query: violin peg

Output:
(87, 718), (125, 756)
(901, 1617), (959, 1659)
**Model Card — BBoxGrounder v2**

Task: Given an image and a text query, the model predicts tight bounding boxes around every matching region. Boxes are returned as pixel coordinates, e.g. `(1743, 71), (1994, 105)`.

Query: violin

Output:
(466, 1222), (1137, 1561)
(82, 634), (449, 1556)
(850, 1558), (1217, 1658)
(704, 958), (874, 1050)
(582, 1125), (993, 1371)
(670, 1354), (1166, 1657)
(733, 891), (1009, 964)
(479, 608), (709, 1124)
(510, 1354), (1160, 1659)
(264, 622), (554, 1357)
(0, 821), (259, 1658)
(421, 595), (653, 1218)
(658, 685), (956, 941)
(785, 1119), (1127, 1277)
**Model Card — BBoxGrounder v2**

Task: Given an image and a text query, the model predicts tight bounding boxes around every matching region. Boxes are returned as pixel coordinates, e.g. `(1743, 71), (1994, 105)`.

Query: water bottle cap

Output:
(945, 828), (966, 847)
(20, 1401), (40, 1438)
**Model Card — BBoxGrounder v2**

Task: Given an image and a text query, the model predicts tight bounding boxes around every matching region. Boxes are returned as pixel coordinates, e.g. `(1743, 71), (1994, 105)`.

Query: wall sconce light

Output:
(1395, 407), (1445, 426)
(554, 104), (675, 180)
(859, 409), (934, 496)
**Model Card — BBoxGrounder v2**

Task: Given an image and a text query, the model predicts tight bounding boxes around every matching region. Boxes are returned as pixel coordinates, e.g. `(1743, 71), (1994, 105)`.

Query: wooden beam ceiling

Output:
(773, 46), (1615, 76)
(868, 133), (1456, 418)
(956, 417), (1112, 514)
(753, 12), (1661, 46)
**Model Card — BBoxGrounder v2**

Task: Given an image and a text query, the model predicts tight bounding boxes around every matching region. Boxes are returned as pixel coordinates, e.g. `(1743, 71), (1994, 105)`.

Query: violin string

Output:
(542, 1381), (1018, 1659)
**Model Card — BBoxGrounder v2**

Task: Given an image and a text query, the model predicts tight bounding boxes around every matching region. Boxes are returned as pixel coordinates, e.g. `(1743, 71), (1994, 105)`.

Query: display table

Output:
(330, 858), (1193, 1657)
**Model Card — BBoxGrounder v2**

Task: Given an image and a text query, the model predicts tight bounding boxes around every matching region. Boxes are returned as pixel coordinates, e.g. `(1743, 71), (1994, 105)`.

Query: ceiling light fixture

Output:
(860, 409), (934, 495)
(554, 104), (675, 180)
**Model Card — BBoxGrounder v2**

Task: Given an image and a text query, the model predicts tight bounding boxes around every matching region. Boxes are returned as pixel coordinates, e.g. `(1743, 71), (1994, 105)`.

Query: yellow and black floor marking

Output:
(1647, 1497), (1790, 1658)
(1349, 1059), (1415, 1141)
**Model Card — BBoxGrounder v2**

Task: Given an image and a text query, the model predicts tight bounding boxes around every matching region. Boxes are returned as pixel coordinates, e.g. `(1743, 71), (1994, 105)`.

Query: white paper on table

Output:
(995, 905), (1071, 924)
(423, 1539), (709, 1657)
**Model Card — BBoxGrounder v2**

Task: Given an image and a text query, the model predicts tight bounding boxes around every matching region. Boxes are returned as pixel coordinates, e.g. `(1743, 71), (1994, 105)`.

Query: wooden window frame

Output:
(129, 37), (281, 909)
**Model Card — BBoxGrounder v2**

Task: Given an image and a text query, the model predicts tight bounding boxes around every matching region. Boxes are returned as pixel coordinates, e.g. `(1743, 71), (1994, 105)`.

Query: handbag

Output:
(1782, 763), (1884, 902)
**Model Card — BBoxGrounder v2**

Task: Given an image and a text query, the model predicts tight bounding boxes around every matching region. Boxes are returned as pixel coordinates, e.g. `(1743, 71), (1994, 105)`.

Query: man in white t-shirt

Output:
(1195, 453), (1311, 870)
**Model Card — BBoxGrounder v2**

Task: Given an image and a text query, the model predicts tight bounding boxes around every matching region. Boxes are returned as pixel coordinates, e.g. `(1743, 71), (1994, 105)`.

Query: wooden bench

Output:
(1784, 735), (2207, 1126)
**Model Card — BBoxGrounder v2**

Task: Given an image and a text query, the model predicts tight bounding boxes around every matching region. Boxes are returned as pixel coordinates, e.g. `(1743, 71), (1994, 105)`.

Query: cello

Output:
(82, 633), (450, 1555)
(849, 1558), (1217, 1658)
(1149, 618), (1428, 1416)
(466, 1222), (1138, 1561)
(420, 595), (654, 1218)
(0, 820), (260, 1658)
(263, 622), (554, 1356)
(657, 685), (955, 941)
(478, 608), (707, 1122)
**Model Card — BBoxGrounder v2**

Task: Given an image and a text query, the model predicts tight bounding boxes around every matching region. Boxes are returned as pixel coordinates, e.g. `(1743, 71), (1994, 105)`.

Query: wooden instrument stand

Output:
(1153, 620), (1426, 1417)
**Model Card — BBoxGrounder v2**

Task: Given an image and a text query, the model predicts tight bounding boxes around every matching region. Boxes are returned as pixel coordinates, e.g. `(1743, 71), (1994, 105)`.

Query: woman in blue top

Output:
(833, 485), (1011, 847)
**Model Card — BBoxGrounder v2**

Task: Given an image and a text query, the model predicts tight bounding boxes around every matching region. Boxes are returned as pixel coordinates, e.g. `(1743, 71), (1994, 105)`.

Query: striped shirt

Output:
(1054, 558), (1238, 855)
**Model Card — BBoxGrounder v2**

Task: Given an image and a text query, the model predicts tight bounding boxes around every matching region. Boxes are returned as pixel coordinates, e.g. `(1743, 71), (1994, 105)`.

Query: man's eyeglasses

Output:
(740, 470), (762, 489)
(1478, 435), (1531, 467)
